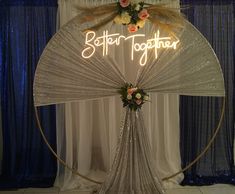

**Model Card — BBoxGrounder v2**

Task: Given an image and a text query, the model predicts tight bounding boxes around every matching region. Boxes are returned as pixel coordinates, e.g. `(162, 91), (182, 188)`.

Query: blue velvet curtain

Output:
(0, 0), (58, 188)
(180, 0), (235, 185)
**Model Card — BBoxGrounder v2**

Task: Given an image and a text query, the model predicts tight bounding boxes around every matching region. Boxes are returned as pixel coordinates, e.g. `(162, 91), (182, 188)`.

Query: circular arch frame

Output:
(34, 97), (225, 185)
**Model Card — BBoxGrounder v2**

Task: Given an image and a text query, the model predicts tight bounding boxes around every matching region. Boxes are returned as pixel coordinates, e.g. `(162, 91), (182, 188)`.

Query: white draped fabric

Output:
(53, 0), (183, 191)
(32, 0), (223, 192)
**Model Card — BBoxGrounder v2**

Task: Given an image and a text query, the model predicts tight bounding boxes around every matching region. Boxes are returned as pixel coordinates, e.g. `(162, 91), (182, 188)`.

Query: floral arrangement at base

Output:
(114, 0), (149, 32)
(119, 83), (149, 111)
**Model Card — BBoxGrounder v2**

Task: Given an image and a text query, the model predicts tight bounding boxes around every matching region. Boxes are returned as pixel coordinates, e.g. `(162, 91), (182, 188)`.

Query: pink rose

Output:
(128, 24), (138, 33)
(138, 9), (149, 20)
(136, 99), (142, 105)
(119, 0), (130, 7)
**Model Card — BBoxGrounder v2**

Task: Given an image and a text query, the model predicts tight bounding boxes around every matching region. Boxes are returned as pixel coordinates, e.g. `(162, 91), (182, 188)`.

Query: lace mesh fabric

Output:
(33, 11), (225, 194)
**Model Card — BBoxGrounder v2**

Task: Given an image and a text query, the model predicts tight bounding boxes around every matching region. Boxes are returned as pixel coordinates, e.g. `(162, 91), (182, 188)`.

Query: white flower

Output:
(127, 94), (132, 100)
(135, 93), (141, 99)
(144, 95), (149, 101)
(121, 12), (131, 24)
(114, 15), (123, 24)
(135, 4), (141, 11)
(136, 19), (145, 28)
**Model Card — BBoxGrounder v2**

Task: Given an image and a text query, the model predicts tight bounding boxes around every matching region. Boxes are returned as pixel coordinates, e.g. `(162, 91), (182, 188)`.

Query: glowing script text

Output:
(82, 30), (179, 66)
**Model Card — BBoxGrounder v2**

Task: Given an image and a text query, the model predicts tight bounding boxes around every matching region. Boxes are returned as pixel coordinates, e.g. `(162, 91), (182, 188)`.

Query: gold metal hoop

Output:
(162, 97), (225, 181)
(34, 97), (225, 184)
(34, 106), (102, 184)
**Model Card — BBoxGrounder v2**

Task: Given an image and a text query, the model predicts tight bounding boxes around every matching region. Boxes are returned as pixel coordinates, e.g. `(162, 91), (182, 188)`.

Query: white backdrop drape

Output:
(54, 0), (184, 191)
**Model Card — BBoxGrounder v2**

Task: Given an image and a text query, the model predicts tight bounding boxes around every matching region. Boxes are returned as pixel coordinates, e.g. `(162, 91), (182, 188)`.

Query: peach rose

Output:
(128, 24), (138, 33)
(136, 99), (142, 105)
(119, 0), (130, 7)
(138, 9), (149, 20)
(127, 88), (133, 95)
(127, 87), (137, 94)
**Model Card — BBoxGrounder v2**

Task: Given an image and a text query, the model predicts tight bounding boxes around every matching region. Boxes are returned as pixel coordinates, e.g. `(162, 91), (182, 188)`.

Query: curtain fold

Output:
(55, 0), (184, 191)
(180, 0), (235, 185)
(0, 1), (58, 188)
(0, 9), (3, 174)
(0, 100), (2, 175)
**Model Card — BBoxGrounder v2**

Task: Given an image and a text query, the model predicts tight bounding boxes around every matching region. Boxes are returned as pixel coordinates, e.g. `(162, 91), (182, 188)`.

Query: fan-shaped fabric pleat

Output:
(136, 21), (225, 96)
(34, 18), (224, 107)
(34, 17), (126, 106)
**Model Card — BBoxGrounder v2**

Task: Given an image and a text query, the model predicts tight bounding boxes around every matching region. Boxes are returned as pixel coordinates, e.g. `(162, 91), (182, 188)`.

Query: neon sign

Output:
(82, 30), (179, 66)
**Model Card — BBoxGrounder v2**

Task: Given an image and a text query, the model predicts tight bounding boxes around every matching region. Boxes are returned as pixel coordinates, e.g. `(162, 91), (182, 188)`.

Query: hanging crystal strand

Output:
(99, 108), (165, 194)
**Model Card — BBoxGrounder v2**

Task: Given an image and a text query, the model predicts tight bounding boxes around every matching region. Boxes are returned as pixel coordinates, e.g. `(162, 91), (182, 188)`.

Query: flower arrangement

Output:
(119, 83), (149, 111)
(77, 1), (186, 33)
(114, 0), (149, 33)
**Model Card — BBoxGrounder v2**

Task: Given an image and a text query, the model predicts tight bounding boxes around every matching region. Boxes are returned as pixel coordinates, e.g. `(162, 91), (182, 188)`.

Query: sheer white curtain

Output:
(54, 0), (183, 191)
